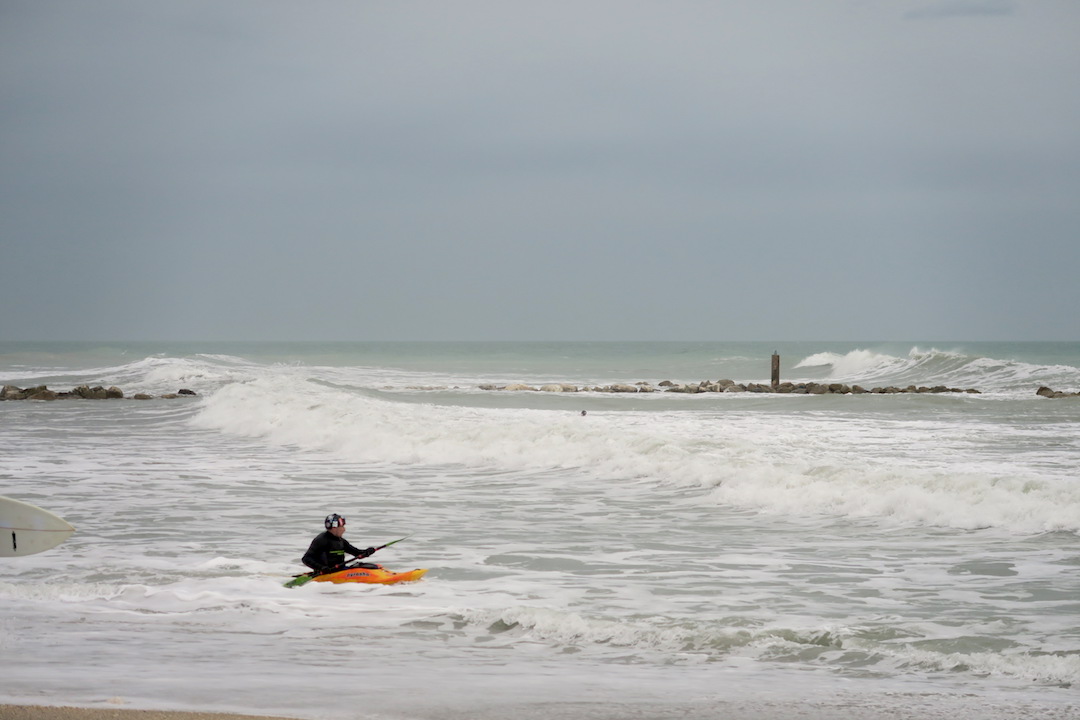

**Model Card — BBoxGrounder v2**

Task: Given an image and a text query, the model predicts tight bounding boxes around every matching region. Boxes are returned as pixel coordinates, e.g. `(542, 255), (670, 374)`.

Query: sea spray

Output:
(794, 346), (1080, 394)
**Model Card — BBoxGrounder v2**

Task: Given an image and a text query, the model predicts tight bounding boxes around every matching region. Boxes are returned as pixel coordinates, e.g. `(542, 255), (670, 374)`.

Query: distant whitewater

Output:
(794, 345), (1080, 394)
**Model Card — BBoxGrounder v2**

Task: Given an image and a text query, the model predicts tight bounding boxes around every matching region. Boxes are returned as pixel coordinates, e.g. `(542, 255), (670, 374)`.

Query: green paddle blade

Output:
(284, 573), (314, 588)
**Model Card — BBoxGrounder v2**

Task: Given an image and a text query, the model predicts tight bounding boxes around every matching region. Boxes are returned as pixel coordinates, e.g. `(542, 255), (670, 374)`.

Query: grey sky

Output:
(2, 1), (1078, 341)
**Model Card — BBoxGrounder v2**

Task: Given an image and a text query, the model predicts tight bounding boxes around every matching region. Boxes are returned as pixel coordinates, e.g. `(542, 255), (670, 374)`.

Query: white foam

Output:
(878, 644), (1080, 687)
(793, 346), (1080, 393)
(456, 604), (1080, 686)
(704, 466), (1080, 534)
(5, 342), (1080, 717)
(186, 374), (1080, 535)
(795, 349), (902, 378)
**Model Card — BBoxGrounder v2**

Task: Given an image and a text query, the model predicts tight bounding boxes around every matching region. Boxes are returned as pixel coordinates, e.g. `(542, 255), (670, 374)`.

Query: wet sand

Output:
(3, 699), (1078, 720)
(0, 708), (295, 720)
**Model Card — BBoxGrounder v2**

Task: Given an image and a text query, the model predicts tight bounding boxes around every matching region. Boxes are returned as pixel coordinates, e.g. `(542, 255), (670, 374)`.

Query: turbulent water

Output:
(1, 341), (1078, 719)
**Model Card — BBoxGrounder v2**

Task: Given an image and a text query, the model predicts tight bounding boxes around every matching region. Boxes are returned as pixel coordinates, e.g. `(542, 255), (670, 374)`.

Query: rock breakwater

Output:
(1, 385), (197, 401)
(477, 380), (982, 395)
(1036, 386), (1080, 398)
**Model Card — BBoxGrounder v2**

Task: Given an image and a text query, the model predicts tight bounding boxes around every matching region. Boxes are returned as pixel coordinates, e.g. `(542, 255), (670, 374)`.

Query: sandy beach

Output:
(0, 708), (294, 720)
(4, 699), (1079, 720)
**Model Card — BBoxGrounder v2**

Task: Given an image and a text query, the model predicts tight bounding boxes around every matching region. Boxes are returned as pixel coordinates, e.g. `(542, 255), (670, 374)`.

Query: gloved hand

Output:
(360, 547), (376, 557)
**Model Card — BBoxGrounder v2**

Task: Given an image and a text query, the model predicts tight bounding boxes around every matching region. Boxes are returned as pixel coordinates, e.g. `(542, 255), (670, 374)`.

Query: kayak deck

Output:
(311, 563), (428, 585)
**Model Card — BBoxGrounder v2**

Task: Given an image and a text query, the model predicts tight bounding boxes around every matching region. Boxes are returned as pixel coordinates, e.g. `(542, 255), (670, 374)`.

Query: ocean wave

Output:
(793, 347), (1080, 393)
(794, 349), (904, 378)
(458, 605), (1080, 686)
(891, 645), (1080, 687)
(0, 580), (129, 603)
(187, 375), (1080, 535)
(31, 348), (1067, 537)
(8, 344), (1080, 398)
(0, 354), (264, 396)
(701, 467), (1080, 534)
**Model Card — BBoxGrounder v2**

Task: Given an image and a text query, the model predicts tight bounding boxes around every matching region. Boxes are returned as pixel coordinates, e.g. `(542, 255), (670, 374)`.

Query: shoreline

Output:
(4, 697), (1078, 720)
(0, 707), (297, 720)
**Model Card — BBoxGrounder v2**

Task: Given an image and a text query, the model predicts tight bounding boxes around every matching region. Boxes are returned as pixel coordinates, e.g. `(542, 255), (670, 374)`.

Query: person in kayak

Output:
(302, 513), (375, 573)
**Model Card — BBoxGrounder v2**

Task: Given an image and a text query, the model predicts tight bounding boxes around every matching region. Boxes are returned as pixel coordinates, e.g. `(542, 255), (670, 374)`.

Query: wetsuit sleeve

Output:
(302, 534), (331, 571)
(342, 539), (366, 558)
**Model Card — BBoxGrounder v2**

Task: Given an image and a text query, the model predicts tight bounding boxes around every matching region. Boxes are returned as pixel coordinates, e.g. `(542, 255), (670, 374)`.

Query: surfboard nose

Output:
(1, 496), (76, 557)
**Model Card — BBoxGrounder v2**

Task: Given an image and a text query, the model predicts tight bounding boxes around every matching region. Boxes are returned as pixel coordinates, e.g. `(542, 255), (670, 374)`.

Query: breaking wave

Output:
(188, 370), (1080, 535)
(794, 346), (1080, 393)
(457, 605), (1080, 687)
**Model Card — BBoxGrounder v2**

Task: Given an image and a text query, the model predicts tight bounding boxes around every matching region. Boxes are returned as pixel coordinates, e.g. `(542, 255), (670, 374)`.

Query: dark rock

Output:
(609, 384), (639, 393)
(468, 379), (986, 397)
(2, 385), (26, 400)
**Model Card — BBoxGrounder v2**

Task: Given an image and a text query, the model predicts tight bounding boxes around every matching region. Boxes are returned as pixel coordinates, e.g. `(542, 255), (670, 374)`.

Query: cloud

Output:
(2, 1), (1079, 341)
(905, 0), (1014, 20)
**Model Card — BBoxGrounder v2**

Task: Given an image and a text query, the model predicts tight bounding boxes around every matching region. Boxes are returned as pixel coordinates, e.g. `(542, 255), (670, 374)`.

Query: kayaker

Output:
(302, 513), (375, 573)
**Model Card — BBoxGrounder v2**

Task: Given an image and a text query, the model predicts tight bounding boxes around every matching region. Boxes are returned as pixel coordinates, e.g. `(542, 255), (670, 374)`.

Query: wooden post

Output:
(771, 351), (780, 388)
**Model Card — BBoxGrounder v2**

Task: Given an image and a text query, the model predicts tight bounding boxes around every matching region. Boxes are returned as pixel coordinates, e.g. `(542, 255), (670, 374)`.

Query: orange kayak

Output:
(311, 563), (428, 585)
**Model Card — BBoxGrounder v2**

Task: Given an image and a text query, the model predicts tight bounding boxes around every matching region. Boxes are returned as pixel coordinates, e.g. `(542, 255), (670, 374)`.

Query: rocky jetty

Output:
(0, 385), (197, 401)
(477, 380), (981, 395)
(1036, 386), (1080, 398)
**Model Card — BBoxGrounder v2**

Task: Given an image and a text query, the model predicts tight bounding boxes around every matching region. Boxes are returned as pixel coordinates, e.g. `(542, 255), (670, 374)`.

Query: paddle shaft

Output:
(290, 535), (411, 579)
(334, 534), (411, 570)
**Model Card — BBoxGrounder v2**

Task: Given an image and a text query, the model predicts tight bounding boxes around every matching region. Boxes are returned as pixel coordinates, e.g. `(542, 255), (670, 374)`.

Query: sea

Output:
(1, 341), (1078, 720)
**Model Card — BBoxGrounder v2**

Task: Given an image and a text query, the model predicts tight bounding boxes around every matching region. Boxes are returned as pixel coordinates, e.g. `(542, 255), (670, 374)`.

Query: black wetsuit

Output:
(302, 531), (367, 572)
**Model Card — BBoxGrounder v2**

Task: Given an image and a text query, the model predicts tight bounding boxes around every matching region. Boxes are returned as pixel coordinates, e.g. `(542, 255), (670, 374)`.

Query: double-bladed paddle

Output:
(283, 535), (411, 588)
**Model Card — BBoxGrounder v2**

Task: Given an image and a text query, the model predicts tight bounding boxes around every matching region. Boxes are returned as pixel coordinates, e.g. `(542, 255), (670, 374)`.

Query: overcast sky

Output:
(2, 1), (1078, 342)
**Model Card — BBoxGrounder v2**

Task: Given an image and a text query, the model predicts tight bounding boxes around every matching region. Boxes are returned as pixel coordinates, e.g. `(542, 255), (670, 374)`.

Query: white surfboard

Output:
(0, 496), (76, 557)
